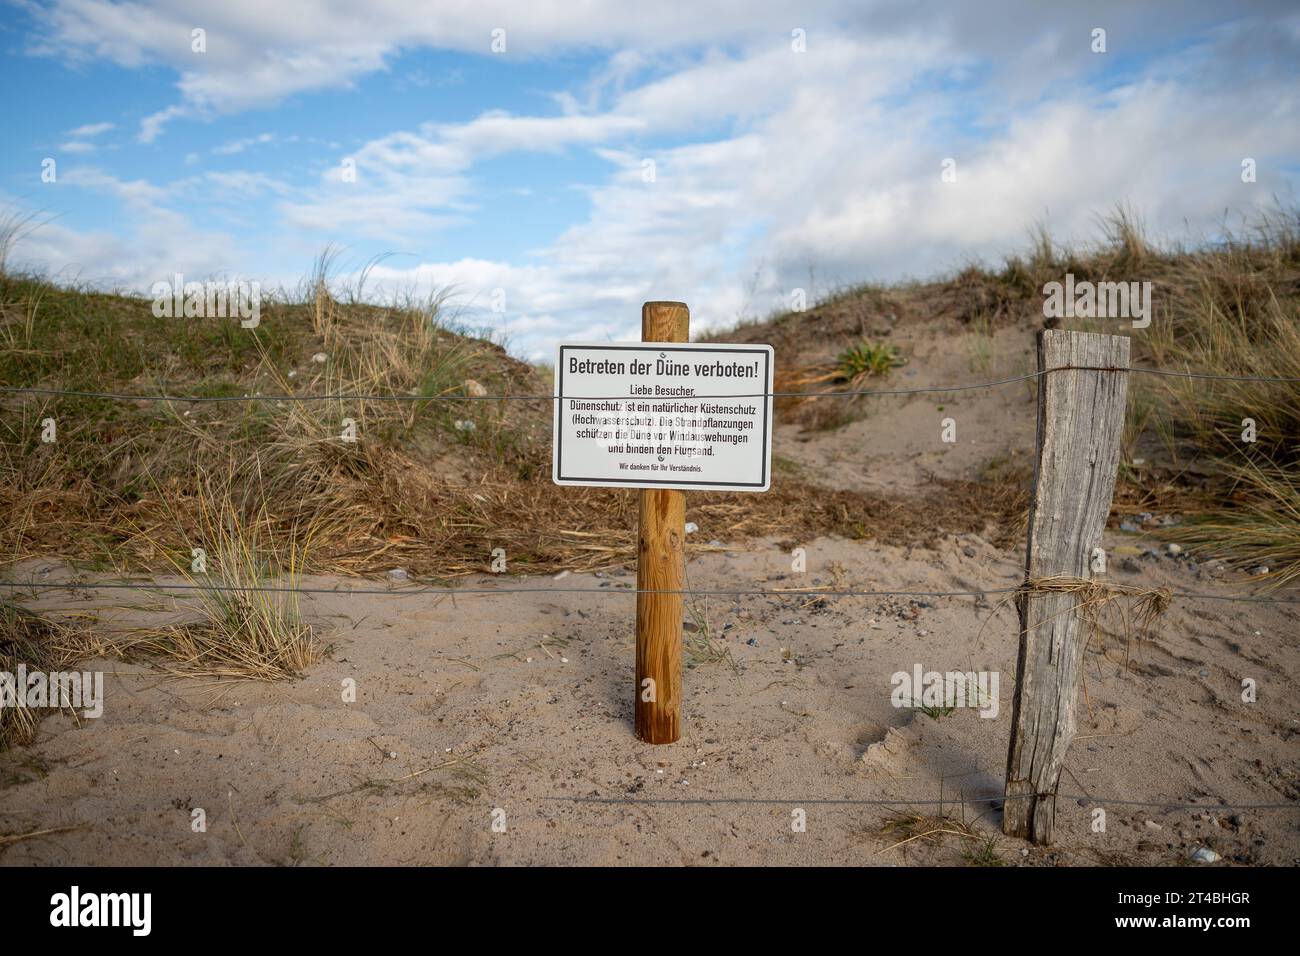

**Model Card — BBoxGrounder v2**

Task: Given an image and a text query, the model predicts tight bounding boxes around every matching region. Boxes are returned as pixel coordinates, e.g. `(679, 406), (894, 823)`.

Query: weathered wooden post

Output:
(635, 301), (689, 744)
(1003, 329), (1130, 844)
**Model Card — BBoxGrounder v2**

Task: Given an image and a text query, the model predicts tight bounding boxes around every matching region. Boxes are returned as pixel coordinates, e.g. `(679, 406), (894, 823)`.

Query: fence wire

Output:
(551, 793), (1300, 811)
(0, 579), (1295, 603)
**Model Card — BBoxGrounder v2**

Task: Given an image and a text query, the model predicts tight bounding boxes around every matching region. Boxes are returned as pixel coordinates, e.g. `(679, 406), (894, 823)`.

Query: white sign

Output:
(552, 342), (774, 491)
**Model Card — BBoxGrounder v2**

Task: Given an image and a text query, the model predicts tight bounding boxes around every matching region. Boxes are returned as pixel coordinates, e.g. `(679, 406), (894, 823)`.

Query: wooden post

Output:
(1003, 329), (1130, 844)
(635, 301), (689, 744)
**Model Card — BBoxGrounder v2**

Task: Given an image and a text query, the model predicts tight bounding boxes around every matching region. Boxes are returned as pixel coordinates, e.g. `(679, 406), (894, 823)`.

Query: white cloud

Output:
(212, 132), (274, 155)
(2, 172), (253, 289)
(29, 1), (855, 112)
(202, 170), (294, 196)
(59, 166), (173, 207)
(11, 2), (1298, 364)
(60, 120), (117, 154)
(294, 17), (1298, 360)
(35, 1), (1286, 120)
(67, 121), (115, 138)
(277, 111), (647, 243)
(138, 104), (187, 143)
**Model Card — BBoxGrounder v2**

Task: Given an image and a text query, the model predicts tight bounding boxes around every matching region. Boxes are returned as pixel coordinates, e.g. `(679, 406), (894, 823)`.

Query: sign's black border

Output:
(554, 344), (773, 489)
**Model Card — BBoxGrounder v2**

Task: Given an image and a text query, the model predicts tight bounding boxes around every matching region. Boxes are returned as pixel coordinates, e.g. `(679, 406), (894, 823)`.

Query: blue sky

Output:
(2, 1), (1297, 360)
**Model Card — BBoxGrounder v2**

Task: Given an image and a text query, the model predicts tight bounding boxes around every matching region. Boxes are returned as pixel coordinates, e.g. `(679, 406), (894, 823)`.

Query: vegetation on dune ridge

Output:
(0, 241), (1028, 590)
(0, 272), (543, 568)
(708, 205), (1300, 589)
(0, 205), (1296, 591)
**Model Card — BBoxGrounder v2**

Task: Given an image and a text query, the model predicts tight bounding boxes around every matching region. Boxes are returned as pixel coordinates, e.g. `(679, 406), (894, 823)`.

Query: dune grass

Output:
(1167, 457), (1300, 590)
(985, 207), (1300, 586)
(102, 477), (324, 680)
(1, 206), (1295, 593)
(0, 255), (549, 574)
(0, 237), (1035, 584)
(0, 600), (82, 751)
(715, 204), (1300, 585)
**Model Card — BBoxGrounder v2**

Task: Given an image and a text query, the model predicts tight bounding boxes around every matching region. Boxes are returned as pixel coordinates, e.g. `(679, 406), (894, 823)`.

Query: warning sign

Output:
(552, 342), (774, 491)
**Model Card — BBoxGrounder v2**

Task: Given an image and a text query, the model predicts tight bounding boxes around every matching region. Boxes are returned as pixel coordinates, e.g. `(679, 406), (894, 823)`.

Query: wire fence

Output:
(3, 353), (1296, 824)
(550, 793), (1300, 811)
(0, 579), (1296, 604)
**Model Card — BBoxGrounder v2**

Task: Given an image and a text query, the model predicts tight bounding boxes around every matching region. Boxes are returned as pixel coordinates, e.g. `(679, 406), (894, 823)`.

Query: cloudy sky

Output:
(2, 1), (1297, 359)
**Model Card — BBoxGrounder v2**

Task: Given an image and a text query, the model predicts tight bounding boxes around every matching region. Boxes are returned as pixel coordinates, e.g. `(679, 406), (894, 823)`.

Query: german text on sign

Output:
(552, 342), (775, 491)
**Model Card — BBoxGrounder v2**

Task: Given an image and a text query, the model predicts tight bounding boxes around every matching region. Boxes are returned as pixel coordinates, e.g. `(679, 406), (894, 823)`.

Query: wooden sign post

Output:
(552, 301), (773, 745)
(635, 301), (689, 744)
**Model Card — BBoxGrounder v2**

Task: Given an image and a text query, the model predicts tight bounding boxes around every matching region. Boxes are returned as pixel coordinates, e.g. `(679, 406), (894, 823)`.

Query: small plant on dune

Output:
(836, 340), (905, 383)
(875, 810), (993, 861)
(682, 595), (738, 672)
(0, 600), (82, 751)
(962, 833), (1004, 866)
(775, 338), (904, 428)
(301, 244), (344, 341)
(916, 702), (957, 720)
(119, 480), (323, 681)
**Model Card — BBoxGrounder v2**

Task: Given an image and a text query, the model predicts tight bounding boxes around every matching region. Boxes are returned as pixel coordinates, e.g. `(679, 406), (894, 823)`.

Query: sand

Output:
(2, 529), (1296, 867)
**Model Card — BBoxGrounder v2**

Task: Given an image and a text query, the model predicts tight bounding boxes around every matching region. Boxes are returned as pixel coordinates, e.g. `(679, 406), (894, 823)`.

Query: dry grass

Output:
(1019, 575), (1172, 650)
(874, 809), (1002, 864)
(0, 823), (88, 849)
(97, 479), (324, 681)
(0, 600), (83, 750)
(1166, 457), (1300, 591)
(287, 468), (1029, 577)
